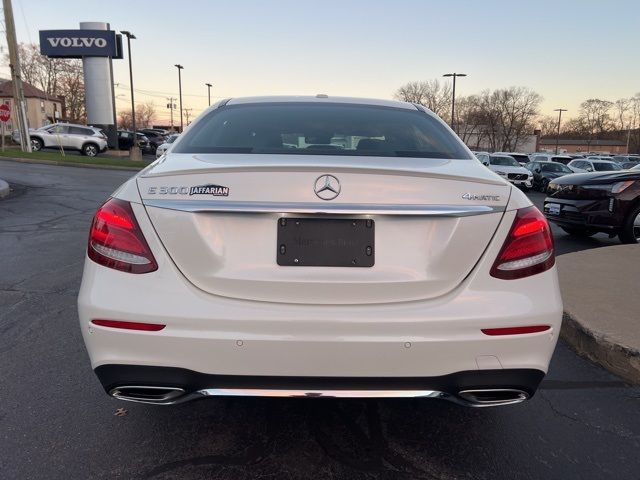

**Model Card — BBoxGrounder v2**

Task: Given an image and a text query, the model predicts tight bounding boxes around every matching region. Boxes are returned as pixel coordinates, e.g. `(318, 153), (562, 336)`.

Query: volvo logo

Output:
(46, 37), (108, 48)
(314, 175), (341, 200)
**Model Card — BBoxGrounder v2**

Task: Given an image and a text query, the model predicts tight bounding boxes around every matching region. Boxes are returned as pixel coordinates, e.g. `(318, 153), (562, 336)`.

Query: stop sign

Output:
(0, 104), (10, 122)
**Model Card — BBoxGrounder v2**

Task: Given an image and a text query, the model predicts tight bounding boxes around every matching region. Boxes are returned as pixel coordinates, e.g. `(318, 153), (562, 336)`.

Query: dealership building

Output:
(538, 138), (628, 154)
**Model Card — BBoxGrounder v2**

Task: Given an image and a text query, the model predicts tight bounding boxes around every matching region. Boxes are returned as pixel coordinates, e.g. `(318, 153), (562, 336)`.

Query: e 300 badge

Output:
(147, 184), (230, 197)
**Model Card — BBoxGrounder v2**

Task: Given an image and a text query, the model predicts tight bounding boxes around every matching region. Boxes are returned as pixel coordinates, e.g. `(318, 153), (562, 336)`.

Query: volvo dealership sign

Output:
(39, 29), (121, 58)
(39, 23), (123, 149)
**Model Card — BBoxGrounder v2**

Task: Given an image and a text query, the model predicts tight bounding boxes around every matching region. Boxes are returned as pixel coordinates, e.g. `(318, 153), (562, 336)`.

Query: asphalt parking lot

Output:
(1, 160), (639, 480)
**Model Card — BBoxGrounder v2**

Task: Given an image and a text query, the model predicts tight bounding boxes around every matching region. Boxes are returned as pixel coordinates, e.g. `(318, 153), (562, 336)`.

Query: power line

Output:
(114, 82), (222, 100)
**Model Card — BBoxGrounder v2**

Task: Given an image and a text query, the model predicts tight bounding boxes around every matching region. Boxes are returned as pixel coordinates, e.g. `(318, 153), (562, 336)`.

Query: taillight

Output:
(490, 206), (554, 280)
(88, 198), (158, 274)
(91, 319), (165, 331)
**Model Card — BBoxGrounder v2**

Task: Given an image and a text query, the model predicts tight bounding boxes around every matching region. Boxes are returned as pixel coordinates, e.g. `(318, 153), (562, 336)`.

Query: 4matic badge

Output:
(147, 184), (229, 196)
(462, 193), (500, 201)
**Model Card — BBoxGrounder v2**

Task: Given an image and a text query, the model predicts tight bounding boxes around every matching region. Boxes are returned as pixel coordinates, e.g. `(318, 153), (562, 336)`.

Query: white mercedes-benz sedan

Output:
(78, 96), (562, 407)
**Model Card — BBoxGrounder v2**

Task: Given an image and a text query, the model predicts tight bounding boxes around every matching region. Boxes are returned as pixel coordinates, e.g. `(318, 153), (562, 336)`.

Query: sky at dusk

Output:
(2, 0), (639, 125)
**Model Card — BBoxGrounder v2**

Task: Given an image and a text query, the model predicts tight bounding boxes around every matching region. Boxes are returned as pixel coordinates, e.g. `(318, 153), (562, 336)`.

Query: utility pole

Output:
(3, 0), (31, 152)
(553, 108), (567, 154)
(184, 108), (193, 126)
(121, 31), (141, 160)
(166, 97), (176, 132)
(205, 83), (212, 106)
(442, 72), (467, 133)
(174, 64), (184, 131)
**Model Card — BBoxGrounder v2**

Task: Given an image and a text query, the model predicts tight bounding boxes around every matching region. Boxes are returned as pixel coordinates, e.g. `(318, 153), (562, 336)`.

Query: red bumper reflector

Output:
(481, 325), (550, 336)
(91, 319), (166, 331)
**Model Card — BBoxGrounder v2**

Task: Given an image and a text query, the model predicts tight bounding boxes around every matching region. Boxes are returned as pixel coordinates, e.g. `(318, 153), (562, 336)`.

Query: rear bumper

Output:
(78, 203), (563, 399)
(95, 364), (545, 407)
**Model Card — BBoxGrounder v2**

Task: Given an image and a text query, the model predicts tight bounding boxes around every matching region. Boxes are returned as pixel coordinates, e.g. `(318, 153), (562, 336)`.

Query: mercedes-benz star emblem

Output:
(314, 175), (341, 200)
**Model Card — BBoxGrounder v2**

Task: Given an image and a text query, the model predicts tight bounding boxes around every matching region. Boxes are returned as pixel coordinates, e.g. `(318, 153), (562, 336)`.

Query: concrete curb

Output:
(561, 312), (640, 384)
(557, 245), (640, 385)
(0, 156), (145, 172)
(0, 177), (9, 198)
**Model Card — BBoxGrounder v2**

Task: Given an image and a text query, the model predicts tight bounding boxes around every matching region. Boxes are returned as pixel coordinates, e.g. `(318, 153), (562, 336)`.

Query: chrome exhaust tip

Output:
(109, 386), (186, 405)
(458, 389), (529, 407)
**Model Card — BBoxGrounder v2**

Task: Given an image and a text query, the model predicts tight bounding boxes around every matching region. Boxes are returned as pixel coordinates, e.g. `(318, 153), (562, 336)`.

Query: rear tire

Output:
(30, 137), (43, 151)
(619, 205), (640, 244)
(82, 143), (99, 157)
(560, 226), (598, 237)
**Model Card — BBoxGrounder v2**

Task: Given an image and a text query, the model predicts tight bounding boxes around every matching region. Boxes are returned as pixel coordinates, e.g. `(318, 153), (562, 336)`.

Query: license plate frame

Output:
(277, 217), (375, 267)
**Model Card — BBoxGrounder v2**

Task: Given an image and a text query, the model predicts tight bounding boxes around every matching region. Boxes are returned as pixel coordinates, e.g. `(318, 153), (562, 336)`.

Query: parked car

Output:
(567, 158), (623, 173)
(486, 154), (533, 190)
(117, 130), (153, 154)
(155, 133), (180, 158)
(544, 169), (640, 243)
(526, 161), (574, 192)
(137, 129), (166, 154)
(473, 151), (490, 165)
(621, 161), (640, 170)
(78, 96), (561, 408)
(612, 155), (639, 164)
(529, 153), (574, 165)
(13, 123), (108, 157)
(495, 152), (530, 165)
(587, 155), (615, 161)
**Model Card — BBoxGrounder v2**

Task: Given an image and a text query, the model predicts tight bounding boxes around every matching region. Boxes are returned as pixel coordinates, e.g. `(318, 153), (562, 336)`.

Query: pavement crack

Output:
(539, 391), (640, 441)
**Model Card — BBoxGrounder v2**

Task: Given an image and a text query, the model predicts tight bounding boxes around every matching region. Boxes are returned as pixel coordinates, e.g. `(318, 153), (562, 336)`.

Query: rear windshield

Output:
(173, 103), (472, 159)
(510, 154), (529, 162)
(593, 162), (622, 171)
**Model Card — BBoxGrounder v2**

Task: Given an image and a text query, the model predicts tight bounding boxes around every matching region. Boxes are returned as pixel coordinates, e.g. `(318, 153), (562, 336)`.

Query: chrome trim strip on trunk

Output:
(142, 199), (504, 216)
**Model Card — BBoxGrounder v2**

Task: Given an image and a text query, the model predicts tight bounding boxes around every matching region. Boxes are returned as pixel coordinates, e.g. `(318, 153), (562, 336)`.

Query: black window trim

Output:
(173, 101), (472, 160)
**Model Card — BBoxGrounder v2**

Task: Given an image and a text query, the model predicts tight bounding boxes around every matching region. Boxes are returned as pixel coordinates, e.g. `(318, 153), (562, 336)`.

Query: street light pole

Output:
(205, 83), (212, 106)
(443, 72), (467, 133)
(121, 31), (140, 160)
(175, 64), (184, 131)
(554, 108), (567, 154)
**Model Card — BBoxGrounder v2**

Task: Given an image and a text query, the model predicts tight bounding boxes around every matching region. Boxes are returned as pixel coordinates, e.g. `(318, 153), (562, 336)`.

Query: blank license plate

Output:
(277, 218), (375, 267)
(546, 203), (561, 215)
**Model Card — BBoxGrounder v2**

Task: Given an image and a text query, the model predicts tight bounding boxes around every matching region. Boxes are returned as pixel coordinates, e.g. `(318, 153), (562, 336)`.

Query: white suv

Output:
(567, 158), (623, 173)
(485, 154), (533, 190)
(13, 123), (109, 157)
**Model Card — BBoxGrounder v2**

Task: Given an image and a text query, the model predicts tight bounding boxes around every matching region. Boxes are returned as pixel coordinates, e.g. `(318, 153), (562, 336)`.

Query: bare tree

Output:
(475, 87), (541, 151)
(580, 99), (613, 134)
(455, 94), (488, 146)
(3, 43), (85, 122)
(56, 60), (85, 123)
(394, 79), (452, 120)
(538, 115), (560, 137)
(614, 98), (631, 131)
(118, 102), (156, 130)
